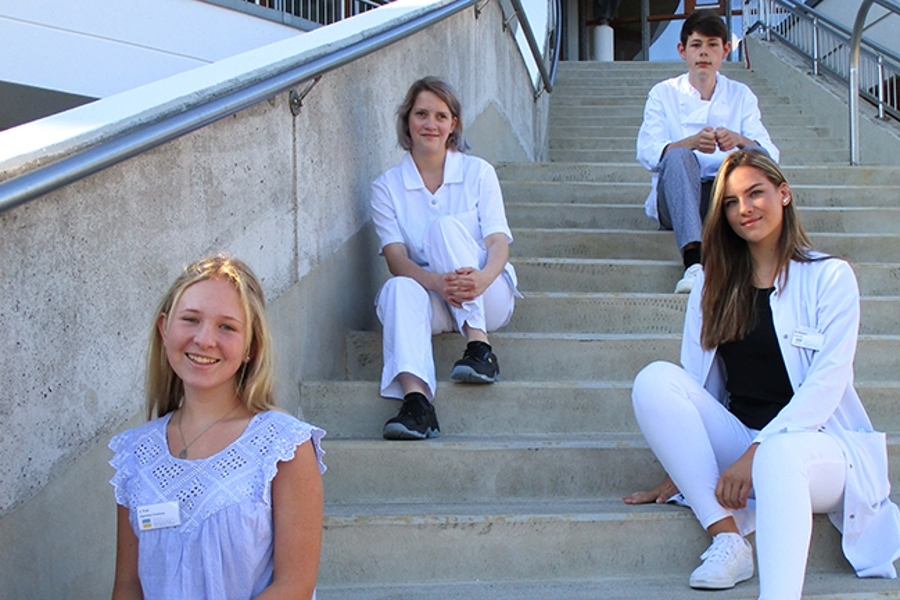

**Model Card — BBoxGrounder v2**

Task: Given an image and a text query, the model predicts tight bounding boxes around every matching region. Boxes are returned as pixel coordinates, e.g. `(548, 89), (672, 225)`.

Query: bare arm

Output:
(111, 505), (143, 600)
(255, 440), (324, 600)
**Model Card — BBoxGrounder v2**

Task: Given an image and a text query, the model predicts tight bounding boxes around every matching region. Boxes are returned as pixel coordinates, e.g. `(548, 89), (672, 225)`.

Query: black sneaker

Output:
(450, 341), (499, 383)
(382, 393), (440, 440)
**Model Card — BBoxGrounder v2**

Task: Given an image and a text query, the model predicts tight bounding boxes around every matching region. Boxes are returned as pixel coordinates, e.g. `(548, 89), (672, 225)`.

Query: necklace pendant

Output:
(178, 448), (188, 459)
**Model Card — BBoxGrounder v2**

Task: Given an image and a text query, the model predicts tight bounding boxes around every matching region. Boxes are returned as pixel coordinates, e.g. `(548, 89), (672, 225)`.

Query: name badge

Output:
(791, 327), (825, 351)
(137, 501), (181, 531)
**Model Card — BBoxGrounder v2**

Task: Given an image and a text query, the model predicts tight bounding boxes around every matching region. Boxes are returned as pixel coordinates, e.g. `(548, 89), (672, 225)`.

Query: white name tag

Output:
(791, 327), (825, 351)
(137, 501), (181, 531)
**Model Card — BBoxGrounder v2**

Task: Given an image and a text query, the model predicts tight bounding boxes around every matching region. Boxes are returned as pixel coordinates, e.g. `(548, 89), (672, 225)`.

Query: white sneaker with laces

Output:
(674, 263), (702, 294)
(689, 532), (754, 590)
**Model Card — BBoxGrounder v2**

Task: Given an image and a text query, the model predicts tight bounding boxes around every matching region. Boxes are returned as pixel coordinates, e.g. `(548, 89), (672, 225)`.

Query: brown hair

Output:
(680, 9), (729, 47)
(146, 254), (276, 419)
(396, 76), (468, 152)
(700, 150), (816, 349)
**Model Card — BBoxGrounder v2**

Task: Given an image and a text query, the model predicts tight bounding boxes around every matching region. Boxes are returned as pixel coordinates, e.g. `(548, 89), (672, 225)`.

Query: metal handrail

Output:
(850, 0), (900, 164)
(506, 0), (561, 96)
(0, 0), (558, 214)
(745, 0), (900, 164)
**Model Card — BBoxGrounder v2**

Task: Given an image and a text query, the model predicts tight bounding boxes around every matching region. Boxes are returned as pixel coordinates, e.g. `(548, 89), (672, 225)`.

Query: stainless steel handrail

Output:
(850, 0), (900, 164)
(0, 0), (490, 214)
(506, 0), (560, 96)
(745, 0), (900, 164)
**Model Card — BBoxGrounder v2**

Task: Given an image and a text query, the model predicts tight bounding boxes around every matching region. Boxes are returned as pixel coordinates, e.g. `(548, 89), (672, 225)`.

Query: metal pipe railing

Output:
(2, 0), (522, 215)
(745, 0), (900, 164)
(505, 0), (560, 96)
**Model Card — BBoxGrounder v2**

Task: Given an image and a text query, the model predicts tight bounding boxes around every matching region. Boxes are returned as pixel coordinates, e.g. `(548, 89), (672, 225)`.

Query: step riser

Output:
(345, 333), (900, 383)
(548, 149), (848, 164)
(501, 182), (900, 207)
(514, 261), (900, 296)
(512, 229), (900, 263)
(496, 164), (900, 186)
(319, 511), (853, 585)
(508, 204), (900, 234)
(301, 381), (900, 436)
(506, 295), (900, 336)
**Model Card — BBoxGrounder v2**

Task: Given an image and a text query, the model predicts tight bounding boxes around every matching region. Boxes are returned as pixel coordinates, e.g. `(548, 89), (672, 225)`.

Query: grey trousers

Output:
(656, 147), (709, 252)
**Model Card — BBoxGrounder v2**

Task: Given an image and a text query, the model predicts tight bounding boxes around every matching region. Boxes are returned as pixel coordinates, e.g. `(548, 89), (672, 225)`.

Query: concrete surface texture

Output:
(0, 0), (549, 596)
(303, 51), (900, 598)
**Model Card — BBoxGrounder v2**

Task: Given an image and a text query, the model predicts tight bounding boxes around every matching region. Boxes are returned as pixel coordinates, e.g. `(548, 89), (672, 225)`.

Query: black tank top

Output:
(716, 287), (794, 430)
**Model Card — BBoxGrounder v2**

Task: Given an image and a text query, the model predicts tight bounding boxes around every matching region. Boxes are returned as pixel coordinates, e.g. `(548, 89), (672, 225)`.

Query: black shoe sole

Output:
(450, 364), (499, 383)
(382, 423), (440, 440)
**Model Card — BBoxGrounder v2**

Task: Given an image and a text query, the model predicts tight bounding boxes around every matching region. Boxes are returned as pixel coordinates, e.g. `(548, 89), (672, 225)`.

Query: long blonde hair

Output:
(700, 150), (816, 349)
(146, 255), (276, 419)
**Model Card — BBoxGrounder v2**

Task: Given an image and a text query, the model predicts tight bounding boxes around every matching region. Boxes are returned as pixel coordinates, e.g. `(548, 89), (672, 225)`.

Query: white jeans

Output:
(375, 215), (516, 401)
(632, 361), (847, 600)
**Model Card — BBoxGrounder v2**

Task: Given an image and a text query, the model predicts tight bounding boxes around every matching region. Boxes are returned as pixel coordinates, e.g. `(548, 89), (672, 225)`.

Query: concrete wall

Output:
(0, 0), (550, 596)
(746, 35), (900, 166)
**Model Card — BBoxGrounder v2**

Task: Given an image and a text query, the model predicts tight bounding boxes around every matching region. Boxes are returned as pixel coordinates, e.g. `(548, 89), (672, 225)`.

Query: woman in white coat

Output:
(628, 149), (900, 598)
(370, 77), (518, 440)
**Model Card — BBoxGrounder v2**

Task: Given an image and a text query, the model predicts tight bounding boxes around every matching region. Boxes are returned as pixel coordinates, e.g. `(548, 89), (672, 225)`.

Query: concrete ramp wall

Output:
(0, 0), (549, 596)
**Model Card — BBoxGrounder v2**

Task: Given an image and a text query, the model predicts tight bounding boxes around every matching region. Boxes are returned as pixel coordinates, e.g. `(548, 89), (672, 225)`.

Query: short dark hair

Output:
(396, 76), (468, 153)
(680, 9), (728, 47)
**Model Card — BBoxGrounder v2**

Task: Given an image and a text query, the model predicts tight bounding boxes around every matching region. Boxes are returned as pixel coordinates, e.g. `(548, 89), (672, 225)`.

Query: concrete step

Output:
(512, 258), (900, 296)
(550, 124), (832, 139)
(507, 203), (900, 234)
(547, 103), (807, 120)
(500, 182), (900, 207)
(505, 292), (900, 336)
(548, 136), (844, 155)
(316, 572), (900, 600)
(317, 498), (895, 586)
(300, 380), (900, 438)
(344, 331), (900, 383)
(512, 228), (900, 263)
(549, 112), (819, 128)
(497, 163), (900, 185)
(548, 148), (848, 165)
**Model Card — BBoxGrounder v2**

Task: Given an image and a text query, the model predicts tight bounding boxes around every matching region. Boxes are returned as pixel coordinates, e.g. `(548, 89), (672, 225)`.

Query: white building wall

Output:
(0, 0), (300, 97)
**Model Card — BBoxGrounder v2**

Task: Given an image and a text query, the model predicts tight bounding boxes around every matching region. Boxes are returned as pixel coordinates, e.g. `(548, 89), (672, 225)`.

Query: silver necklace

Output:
(176, 403), (240, 459)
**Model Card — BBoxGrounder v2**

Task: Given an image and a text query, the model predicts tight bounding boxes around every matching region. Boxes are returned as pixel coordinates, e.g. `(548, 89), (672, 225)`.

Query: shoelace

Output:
(399, 398), (427, 423)
(700, 536), (744, 563)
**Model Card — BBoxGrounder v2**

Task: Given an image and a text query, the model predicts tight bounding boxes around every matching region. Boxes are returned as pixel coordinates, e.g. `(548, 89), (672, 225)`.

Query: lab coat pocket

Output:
(843, 429), (891, 506)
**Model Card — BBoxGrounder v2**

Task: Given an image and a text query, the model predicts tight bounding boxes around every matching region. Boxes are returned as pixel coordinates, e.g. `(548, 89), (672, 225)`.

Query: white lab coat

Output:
(636, 72), (779, 220)
(682, 256), (900, 578)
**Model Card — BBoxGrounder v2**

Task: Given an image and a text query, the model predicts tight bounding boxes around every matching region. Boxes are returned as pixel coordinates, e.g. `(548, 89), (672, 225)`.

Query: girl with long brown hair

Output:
(628, 150), (899, 597)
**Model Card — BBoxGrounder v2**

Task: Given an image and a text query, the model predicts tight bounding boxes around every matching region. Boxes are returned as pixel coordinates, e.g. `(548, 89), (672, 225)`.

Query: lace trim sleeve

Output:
(108, 427), (138, 507)
(255, 412), (326, 506)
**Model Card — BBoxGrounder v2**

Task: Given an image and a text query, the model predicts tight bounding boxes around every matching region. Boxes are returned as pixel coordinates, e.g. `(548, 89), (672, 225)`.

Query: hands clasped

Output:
(438, 267), (489, 308)
(694, 126), (747, 154)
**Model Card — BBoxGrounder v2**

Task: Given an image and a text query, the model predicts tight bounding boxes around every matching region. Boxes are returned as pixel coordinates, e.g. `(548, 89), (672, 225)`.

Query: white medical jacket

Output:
(682, 258), (900, 578)
(636, 72), (779, 220)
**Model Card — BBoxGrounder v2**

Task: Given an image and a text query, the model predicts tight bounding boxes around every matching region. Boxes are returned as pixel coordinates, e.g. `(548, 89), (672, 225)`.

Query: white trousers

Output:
(375, 215), (516, 401)
(632, 361), (847, 600)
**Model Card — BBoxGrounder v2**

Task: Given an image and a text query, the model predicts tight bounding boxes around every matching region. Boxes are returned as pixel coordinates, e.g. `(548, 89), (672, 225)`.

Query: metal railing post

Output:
(878, 54), (886, 119)
(850, 0), (875, 165)
(764, 0), (771, 42)
(812, 16), (819, 75)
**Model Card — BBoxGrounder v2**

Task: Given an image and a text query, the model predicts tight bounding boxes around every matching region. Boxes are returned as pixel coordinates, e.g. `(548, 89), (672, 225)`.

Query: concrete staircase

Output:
(304, 61), (900, 598)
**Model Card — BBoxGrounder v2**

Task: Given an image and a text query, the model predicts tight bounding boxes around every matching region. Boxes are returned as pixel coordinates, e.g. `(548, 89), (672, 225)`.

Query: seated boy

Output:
(636, 9), (779, 293)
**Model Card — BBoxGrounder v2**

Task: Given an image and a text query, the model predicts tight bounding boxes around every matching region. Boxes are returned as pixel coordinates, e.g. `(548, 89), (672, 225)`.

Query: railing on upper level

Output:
(205, 0), (390, 30)
(0, 0), (560, 214)
(743, 0), (900, 164)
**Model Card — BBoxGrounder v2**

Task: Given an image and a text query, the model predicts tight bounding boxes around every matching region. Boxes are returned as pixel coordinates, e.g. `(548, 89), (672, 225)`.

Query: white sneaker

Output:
(674, 263), (702, 294)
(689, 532), (754, 590)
